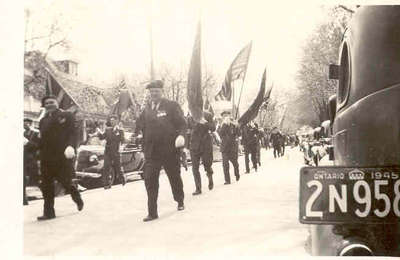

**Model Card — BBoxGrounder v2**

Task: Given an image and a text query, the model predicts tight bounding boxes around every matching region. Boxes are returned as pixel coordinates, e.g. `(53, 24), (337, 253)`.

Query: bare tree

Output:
(24, 7), (71, 58)
(158, 63), (187, 105)
(296, 6), (352, 124)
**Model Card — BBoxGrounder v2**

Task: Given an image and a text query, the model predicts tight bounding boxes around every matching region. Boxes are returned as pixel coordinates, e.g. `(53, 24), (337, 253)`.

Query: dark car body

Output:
(75, 137), (145, 189)
(304, 6), (400, 256)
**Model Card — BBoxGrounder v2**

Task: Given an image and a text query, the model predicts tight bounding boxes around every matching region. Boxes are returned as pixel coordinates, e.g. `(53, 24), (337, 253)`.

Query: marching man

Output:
(135, 80), (187, 222)
(188, 110), (216, 195)
(90, 115), (126, 189)
(37, 95), (84, 221)
(218, 111), (240, 184)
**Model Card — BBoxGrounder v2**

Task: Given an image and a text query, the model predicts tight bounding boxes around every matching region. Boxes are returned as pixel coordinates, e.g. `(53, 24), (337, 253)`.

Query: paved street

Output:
(24, 147), (309, 257)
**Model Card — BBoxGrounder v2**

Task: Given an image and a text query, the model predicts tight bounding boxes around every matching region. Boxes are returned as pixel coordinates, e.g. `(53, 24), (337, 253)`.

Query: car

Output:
(299, 6), (400, 256)
(75, 135), (145, 189)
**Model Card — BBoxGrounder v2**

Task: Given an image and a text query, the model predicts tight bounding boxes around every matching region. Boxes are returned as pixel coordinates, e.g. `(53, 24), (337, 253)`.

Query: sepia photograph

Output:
(4, 0), (399, 258)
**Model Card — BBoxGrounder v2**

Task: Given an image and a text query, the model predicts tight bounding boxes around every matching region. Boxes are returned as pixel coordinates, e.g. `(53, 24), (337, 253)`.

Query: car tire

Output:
(108, 167), (116, 186)
(54, 181), (66, 196)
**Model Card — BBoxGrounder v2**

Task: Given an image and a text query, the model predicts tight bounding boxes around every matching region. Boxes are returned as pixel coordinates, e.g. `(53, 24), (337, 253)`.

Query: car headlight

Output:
(89, 154), (98, 162)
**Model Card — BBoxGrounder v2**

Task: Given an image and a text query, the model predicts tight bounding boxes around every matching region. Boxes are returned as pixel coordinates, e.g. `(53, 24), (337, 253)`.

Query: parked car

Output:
(75, 134), (145, 189)
(299, 6), (400, 256)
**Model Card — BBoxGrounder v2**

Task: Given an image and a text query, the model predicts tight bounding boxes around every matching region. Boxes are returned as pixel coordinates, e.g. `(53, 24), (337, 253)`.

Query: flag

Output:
(238, 68), (267, 126)
(110, 88), (139, 120)
(186, 22), (203, 122)
(45, 71), (79, 112)
(203, 97), (214, 116)
(261, 82), (274, 108)
(214, 42), (252, 101)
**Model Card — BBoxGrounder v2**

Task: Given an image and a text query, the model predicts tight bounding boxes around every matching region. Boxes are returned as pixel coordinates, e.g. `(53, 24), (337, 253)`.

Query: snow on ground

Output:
(24, 146), (309, 257)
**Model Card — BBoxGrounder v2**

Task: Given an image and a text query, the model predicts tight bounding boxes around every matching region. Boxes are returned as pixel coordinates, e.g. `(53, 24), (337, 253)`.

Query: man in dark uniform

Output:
(270, 127), (283, 158)
(254, 123), (262, 167)
(263, 128), (270, 150)
(280, 133), (287, 156)
(23, 118), (40, 205)
(218, 111), (240, 184)
(91, 115), (126, 189)
(241, 122), (258, 174)
(37, 95), (83, 220)
(188, 110), (216, 195)
(135, 80), (187, 222)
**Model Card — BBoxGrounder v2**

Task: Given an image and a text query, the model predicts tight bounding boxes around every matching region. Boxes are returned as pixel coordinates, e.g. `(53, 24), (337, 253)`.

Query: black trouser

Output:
(281, 144), (285, 155)
(24, 154), (39, 204)
(40, 159), (82, 216)
(103, 152), (122, 187)
(222, 151), (239, 183)
(273, 145), (281, 158)
(23, 173), (28, 204)
(244, 147), (257, 173)
(256, 144), (261, 166)
(144, 154), (184, 217)
(190, 148), (213, 192)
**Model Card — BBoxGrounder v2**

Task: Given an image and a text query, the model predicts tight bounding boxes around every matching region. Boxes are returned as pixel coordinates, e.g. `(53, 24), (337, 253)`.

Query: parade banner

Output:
(214, 42), (252, 101)
(187, 22), (203, 122)
(203, 97), (214, 116)
(45, 70), (81, 112)
(110, 89), (136, 120)
(238, 68), (266, 125)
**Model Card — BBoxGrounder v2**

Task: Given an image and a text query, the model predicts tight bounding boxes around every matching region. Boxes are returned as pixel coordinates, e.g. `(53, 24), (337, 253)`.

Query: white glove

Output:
(175, 135), (185, 148)
(23, 137), (29, 146)
(64, 146), (75, 159)
(199, 118), (207, 124)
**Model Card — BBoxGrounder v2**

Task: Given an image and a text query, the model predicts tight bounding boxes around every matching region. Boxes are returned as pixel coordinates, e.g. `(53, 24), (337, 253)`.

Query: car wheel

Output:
(108, 167), (116, 186)
(54, 181), (65, 196)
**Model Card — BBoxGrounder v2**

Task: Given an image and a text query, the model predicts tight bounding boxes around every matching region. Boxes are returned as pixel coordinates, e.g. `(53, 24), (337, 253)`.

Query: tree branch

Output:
(338, 5), (355, 14)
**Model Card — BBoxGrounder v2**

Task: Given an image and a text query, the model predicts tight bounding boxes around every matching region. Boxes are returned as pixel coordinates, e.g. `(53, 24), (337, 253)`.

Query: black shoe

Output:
(23, 200), (28, 206)
(177, 202), (185, 211)
(192, 190), (201, 196)
(224, 182), (231, 185)
(37, 214), (56, 221)
(245, 171), (250, 174)
(236, 175), (240, 181)
(104, 185), (111, 190)
(143, 215), (158, 222)
(76, 198), (84, 211)
(208, 177), (214, 190)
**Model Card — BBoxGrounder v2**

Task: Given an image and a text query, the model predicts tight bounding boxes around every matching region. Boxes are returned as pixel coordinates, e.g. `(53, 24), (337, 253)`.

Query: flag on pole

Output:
(110, 88), (140, 120)
(45, 70), (81, 112)
(214, 42), (252, 101)
(186, 22), (203, 122)
(203, 97), (214, 116)
(238, 68), (267, 126)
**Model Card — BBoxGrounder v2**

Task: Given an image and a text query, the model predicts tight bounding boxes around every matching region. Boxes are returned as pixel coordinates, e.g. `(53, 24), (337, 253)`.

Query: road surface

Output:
(24, 146), (310, 257)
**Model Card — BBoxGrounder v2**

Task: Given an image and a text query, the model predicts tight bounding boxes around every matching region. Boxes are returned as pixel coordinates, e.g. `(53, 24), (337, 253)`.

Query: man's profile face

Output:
(149, 88), (163, 103)
(44, 98), (59, 112)
(110, 117), (117, 127)
(24, 121), (31, 130)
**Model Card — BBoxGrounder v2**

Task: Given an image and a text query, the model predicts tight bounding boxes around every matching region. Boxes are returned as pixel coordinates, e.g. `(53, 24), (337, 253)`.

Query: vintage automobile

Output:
(299, 6), (400, 256)
(75, 133), (145, 189)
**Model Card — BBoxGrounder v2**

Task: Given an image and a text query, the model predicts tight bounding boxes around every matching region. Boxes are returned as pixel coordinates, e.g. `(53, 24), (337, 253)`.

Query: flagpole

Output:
(235, 41), (252, 120)
(235, 76), (246, 120)
(149, 19), (155, 81)
(148, 1), (155, 81)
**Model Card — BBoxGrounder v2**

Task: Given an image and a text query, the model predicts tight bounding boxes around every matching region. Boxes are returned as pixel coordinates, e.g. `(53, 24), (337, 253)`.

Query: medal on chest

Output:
(156, 110), (167, 118)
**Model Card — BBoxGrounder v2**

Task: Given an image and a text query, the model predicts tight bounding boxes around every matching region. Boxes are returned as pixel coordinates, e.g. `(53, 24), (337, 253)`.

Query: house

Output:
(24, 52), (111, 145)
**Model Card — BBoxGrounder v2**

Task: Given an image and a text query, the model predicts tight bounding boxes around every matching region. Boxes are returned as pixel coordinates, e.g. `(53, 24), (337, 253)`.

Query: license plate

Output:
(299, 166), (400, 224)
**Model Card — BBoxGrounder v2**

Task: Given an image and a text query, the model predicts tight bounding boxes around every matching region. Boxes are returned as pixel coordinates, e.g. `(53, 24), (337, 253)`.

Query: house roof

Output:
(45, 58), (111, 117)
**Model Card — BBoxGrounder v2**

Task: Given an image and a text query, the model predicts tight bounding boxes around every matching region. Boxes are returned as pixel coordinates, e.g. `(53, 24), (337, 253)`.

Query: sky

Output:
(24, 0), (328, 109)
